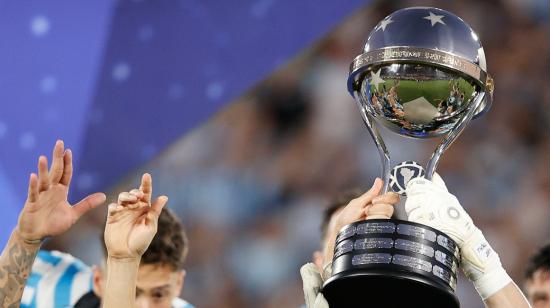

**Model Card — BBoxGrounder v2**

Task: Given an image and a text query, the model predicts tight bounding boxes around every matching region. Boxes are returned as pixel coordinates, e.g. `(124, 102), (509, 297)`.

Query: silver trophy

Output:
(322, 7), (493, 307)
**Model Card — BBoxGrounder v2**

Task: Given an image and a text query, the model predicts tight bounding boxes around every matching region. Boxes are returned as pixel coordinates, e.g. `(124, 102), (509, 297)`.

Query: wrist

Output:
(473, 266), (511, 300)
(13, 227), (42, 248)
(460, 230), (511, 300)
(107, 255), (141, 263)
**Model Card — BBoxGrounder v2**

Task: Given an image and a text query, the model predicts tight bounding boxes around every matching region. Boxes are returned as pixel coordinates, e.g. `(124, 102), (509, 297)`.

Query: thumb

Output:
(150, 196), (168, 218)
(73, 193), (107, 219)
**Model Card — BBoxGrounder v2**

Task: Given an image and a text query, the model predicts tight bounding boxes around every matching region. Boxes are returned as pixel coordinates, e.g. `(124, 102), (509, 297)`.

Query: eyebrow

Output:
(136, 285), (171, 293)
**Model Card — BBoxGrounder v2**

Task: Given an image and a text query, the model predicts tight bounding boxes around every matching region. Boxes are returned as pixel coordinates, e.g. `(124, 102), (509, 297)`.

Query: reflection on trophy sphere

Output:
(348, 7), (494, 138)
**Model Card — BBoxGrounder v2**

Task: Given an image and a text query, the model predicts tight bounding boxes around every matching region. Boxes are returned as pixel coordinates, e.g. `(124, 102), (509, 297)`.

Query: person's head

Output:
(93, 208), (189, 308)
(313, 189), (362, 271)
(525, 243), (550, 308)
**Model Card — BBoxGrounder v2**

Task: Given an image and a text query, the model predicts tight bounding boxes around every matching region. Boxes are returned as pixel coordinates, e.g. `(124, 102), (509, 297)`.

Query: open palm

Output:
(17, 141), (106, 242)
(104, 174), (167, 259)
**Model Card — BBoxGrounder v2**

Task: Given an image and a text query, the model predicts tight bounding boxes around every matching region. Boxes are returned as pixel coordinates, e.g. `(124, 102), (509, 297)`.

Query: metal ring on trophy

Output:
(348, 47), (491, 91)
(326, 220), (460, 293)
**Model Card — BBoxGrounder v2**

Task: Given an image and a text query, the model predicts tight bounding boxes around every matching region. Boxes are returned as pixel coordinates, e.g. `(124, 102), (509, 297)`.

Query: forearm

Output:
(483, 282), (531, 308)
(0, 229), (41, 308)
(103, 257), (140, 308)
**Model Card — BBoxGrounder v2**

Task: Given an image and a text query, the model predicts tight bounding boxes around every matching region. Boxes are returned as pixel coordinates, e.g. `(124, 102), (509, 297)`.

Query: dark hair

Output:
(525, 243), (550, 280)
(101, 208), (189, 271)
(320, 189), (363, 241)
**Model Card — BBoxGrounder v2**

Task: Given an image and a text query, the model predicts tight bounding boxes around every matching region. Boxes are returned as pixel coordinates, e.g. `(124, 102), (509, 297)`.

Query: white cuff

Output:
(472, 266), (512, 300)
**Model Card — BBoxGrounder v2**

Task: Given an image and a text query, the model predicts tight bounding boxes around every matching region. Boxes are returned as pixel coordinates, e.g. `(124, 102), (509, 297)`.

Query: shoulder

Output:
(172, 297), (195, 308)
(21, 250), (93, 308)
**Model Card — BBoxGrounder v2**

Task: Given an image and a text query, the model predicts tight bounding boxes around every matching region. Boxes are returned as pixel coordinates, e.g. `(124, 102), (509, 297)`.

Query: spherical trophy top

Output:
(348, 7), (494, 138)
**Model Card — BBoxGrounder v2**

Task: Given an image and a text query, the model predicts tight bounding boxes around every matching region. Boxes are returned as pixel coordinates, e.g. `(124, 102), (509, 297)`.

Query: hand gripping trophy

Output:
(322, 7), (494, 307)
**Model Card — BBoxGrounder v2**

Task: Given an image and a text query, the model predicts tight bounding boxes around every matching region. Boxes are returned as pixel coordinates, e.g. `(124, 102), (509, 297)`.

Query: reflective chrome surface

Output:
(348, 7), (494, 184)
(358, 63), (480, 138)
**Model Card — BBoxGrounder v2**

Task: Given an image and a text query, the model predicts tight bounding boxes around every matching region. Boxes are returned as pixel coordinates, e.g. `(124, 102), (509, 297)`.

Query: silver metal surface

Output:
(435, 250), (457, 272)
(351, 253), (392, 266)
(335, 240), (354, 258)
(336, 225), (357, 243)
(392, 254), (433, 273)
(355, 238), (394, 250)
(349, 46), (490, 91)
(437, 235), (459, 257)
(433, 265), (453, 286)
(396, 224), (437, 242)
(356, 221), (396, 234)
(395, 239), (435, 257)
(348, 8), (493, 186)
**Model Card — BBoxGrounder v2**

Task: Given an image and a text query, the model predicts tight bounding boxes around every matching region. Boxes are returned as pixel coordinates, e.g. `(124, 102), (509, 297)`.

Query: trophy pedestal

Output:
(322, 219), (460, 308)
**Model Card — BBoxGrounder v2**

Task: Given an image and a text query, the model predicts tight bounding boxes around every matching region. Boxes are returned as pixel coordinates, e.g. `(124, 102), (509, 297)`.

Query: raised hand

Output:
(104, 173), (168, 259)
(16, 140), (107, 243)
(321, 179), (399, 275)
(333, 179), (399, 232)
(405, 175), (530, 306)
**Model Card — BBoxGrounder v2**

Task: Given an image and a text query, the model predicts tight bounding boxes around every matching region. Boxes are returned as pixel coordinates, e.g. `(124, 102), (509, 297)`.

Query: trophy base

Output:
(322, 219), (460, 308)
(323, 268), (459, 308)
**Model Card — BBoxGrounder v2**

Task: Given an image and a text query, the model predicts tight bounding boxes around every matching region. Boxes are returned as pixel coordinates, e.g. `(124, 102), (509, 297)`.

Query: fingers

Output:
(107, 202), (117, 214)
(118, 191), (138, 205)
(27, 173), (39, 203)
(38, 156), (49, 192)
(129, 189), (144, 199)
(352, 178), (383, 206)
(150, 196), (168, 217)
(372, 192), (400, 206)
(59, 149), (73, 186)
(72, 192), (107, 219)
(365, 191), (399, 220)
(117, 190), (146, 210)
(49, 140), (65, 184)
(365, 203), (395, 219)
(139, 173), (152, 204)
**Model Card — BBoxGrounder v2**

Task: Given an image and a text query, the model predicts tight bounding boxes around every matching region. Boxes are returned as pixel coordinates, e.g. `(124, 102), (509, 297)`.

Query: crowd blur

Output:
(43, 0), (549, 307)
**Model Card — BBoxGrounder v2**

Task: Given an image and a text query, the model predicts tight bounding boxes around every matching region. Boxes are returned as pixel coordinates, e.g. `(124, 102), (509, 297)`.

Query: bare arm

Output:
(484, 282), (531, 308)
(102, 174), (167, 308)
(103, 258), (140, 307)
(0, 141), (106, 308)
(0, 231), (40, 308)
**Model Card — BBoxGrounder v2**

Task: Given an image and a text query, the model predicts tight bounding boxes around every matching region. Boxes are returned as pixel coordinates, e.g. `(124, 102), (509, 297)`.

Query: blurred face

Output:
(93, 263), (185, 308)
(526, 270), (550, 308)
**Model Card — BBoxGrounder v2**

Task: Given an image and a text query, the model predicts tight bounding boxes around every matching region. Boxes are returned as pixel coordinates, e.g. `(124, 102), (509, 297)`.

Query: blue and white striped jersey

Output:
(22, 250), (194, 308)
(22, 250), (92, 308)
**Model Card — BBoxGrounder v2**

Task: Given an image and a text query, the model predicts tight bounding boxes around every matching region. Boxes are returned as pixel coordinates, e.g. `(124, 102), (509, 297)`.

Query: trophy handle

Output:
(426, 91), (486, 180)
(354, 92), (391, 193)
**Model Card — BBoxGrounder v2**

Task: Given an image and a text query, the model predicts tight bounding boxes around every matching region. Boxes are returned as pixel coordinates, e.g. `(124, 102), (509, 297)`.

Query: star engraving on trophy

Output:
(377, 17), (394, 31)
(423, 12), (446, 26)
(369, 69), (385, 91)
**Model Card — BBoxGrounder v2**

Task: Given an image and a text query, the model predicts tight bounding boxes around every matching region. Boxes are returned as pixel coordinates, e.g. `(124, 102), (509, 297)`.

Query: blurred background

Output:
(1, 0), (549, 307)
